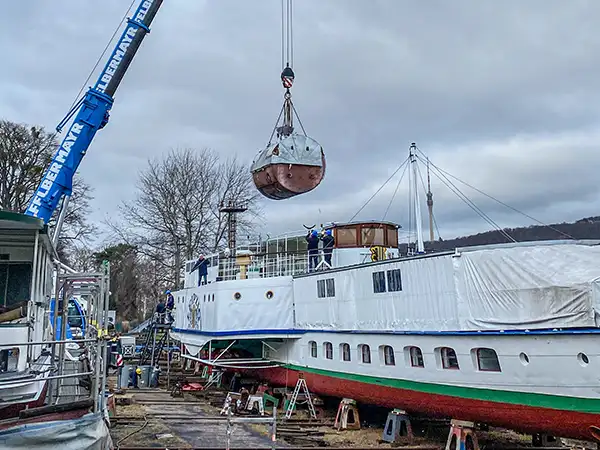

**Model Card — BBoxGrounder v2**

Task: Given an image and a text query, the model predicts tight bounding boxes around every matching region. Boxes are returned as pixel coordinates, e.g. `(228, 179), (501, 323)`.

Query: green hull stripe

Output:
(285, 364), (600, 414)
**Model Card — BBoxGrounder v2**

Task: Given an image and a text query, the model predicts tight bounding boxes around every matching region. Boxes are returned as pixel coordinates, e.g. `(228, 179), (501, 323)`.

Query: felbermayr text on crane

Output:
(24, 0), (164, 242)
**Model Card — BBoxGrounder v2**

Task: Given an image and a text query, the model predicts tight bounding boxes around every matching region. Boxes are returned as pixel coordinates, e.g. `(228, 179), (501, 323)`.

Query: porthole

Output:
(233, 292), (242, 301)
(266, 290), (274, 299)
(578, 352), (589, 366)
(519, 352), (529, 365)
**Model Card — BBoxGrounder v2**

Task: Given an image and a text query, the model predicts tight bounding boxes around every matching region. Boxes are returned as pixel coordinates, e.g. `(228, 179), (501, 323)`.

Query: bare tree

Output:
(0, 119), (97, 258)
(108, 147), (262, 282)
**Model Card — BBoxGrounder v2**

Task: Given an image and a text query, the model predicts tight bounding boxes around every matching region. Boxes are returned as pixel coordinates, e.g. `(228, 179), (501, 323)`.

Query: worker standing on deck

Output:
(190, 255), (210, 286)
(155, 299), (166, 324)
(165, 290), (175, 323)
(306, 230), (319, 272)
(321, 229), (335, 268)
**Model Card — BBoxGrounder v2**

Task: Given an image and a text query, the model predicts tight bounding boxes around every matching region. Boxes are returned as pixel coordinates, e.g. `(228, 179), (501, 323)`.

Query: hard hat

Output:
(311, 230), (318, 237)
(136, 367), (142, 374)
(325, 229), (332, 236)
(165, 290), (171, 294)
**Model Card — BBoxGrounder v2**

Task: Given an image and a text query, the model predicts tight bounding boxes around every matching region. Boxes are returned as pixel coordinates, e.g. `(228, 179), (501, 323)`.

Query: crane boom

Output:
(25, 0), (163, 225)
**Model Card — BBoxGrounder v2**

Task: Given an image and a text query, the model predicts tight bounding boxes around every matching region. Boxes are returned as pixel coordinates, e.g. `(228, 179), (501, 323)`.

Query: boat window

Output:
(360, 344), (371, 363)
(317, 279), (335, 298)
(475, 348), (501, 372)
(372, 271), (386, 293)
(309, 341), (317, 358)
(0, 262), (32, 308)
(387, 226), (398, 248)
(340, 343), (351, 361)
(408, 346), (424, 367)
(387, 269), (402, 292)
(0, 347), (19, 373)
(336, 226), (358, 247)
(383, 345), (395, 366)
(324, 342), (333, 360)
(361, 226), (385, 247)
(440, 347), (459, 370)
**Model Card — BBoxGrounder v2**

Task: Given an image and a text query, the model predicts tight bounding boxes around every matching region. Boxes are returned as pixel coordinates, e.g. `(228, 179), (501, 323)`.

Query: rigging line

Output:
(68, 0), (137, 113)
(291, 102), (307, 135)
(423, 156), (575, 240)
(412, 150), (515, 242)
(415, 161), (442, 240)
(426, 161), (516, 243)
(290, 0), (294, 67)
(382, 161), (409, 222)
(349, 157), (410, 222)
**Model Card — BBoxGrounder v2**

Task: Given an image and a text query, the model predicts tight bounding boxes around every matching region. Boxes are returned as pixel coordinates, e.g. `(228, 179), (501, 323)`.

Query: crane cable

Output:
(281, 0), (294, 70)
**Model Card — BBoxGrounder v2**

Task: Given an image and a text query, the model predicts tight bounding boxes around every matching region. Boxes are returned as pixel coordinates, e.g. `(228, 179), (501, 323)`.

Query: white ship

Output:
(172, 147), (600, 442)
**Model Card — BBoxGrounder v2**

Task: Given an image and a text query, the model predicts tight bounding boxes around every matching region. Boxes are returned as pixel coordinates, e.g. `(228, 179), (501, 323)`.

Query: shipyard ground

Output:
(107, 374), (597, 450)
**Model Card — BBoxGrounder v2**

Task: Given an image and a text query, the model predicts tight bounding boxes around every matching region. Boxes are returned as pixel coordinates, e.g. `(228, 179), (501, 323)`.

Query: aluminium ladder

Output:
(285, 375), (317, 419)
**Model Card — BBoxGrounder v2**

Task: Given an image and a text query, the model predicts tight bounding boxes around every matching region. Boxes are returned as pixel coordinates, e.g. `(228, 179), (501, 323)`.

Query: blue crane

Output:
(24, 0), (164, 237)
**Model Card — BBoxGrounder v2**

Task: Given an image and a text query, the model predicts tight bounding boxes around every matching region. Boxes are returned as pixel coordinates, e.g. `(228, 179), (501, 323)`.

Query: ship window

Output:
(360, 344), (371, 363)
(372, 271), (386, 293)
(383, 345), (395, 366)
(309, 341), (317, 358)
(340, 343), (351, 361)
(324, 342), (333, 360)
(387, 227), (398, 248)
(387, 269), (402, 292)
(476, 348), (501, 372)
(317, 278), (335, 298)
(361, 226), (385, 246)
(440, 347), (459, 370)
(408, 346), (424, 367)
(336, 226), (358, 247)
(0, 347), (19, 373)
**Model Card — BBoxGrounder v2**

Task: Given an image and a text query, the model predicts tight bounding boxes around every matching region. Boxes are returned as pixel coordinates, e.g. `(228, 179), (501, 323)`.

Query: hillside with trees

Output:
(403, 216), (600, 253)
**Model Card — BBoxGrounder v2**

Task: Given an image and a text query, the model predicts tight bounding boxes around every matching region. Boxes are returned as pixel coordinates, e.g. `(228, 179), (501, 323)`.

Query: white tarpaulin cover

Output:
(0, 412), (112, 449)
(294, 241), (600, 332)
(454, 242), (600, 330)
(251, 133), (323, 172)
(177, 276), (295, 333)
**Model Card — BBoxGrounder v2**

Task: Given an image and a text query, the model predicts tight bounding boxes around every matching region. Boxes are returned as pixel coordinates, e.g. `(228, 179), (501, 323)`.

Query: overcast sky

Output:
(2, 1), (600, 244)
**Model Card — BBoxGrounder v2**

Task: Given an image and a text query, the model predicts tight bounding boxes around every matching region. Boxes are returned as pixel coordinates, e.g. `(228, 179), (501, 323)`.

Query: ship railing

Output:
(216, 249), (337, 281)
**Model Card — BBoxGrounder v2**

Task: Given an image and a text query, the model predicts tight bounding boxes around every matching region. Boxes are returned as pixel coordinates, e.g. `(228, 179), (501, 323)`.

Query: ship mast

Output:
(409, 143), (425, 253)
(426, 157), (435, 242)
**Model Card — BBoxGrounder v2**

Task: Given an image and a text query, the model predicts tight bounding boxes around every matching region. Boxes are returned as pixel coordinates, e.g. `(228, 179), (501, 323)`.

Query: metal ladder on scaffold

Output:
(285, 374), (317, 419)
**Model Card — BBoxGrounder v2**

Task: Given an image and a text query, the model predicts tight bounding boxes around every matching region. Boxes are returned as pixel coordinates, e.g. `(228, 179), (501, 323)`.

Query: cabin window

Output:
(361, 226), (385, 247)
(383, 345), (395, 366)
(408, 346), (424, 367)
(324, 342), (333, 360)
(309, 341), (317, 358)
(372, 271), (386, 293)
(340, 343), (351, 361)
(317, 278), (335, 298)
(336, 226), (358, 247)
(0, 262), (32, 308)
(440, 347), (459, 370)
(387, 227), (398, 248)
(360, 344), (371, 363)
(0, 348), (19, 373)
(476, 348), (501, 372)
(387, 269), (402, 292)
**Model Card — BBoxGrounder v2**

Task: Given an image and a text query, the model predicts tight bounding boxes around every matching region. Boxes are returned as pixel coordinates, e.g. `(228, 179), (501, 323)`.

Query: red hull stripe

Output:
(254, 365), (600, 440)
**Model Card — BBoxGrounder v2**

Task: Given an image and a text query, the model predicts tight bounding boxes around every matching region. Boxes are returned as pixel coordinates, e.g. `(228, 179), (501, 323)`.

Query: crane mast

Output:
(25, 0), (164, 238)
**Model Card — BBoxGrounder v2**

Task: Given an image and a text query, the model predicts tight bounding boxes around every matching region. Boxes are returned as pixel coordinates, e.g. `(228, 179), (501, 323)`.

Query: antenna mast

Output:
(426, 157), (435, 242)
(409, 143), (425, 254)
(219, 199), (248, 258)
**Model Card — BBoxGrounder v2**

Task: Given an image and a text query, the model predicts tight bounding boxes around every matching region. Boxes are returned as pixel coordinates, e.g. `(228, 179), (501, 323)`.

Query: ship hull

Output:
(252, 158), (326, 200)
(254, 364), (600, 441)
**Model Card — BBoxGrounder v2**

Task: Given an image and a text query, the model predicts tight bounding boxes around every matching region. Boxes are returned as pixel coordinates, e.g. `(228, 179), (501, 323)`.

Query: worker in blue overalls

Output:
(191, 255), (210, 286)
(306, 230), (319, 272)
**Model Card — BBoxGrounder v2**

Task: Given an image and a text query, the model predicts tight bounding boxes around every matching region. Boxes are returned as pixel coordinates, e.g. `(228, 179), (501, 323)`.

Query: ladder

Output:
(285, 375), (317, 419)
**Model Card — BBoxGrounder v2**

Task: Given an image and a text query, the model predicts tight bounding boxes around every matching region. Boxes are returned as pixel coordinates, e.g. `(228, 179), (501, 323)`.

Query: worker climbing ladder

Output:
(285, 374), (317, 419)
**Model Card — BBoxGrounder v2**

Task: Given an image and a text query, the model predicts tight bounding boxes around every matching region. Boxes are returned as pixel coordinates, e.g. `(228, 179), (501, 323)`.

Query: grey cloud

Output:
(1, 1), (600, 245)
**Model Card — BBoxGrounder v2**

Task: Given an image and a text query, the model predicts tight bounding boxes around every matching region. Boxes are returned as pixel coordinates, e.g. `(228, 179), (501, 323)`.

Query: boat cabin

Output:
(0, 211), (54, 376)
(181, 221), (401, 287)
